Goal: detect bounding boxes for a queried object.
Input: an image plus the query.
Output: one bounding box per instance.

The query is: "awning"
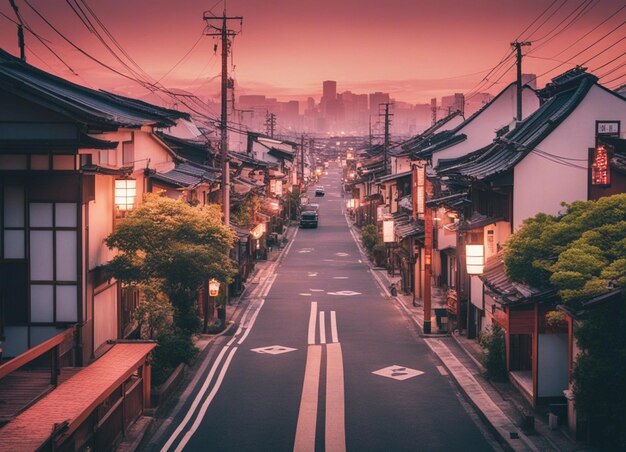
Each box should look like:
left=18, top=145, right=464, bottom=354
left=0, top=343, right=156, bottom=451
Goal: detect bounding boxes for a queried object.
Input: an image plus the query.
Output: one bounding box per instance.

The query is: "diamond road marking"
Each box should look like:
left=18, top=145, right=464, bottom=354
left=299, top=293, right=312, bottom=296
left=251, top=345, right=297, bottom=355
left=328, top=290, right=361, bottom=296
left=372, top=365, right=424, bottom=381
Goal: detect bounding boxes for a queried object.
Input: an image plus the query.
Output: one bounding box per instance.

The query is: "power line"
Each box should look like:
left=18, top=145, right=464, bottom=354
left=533, top=19, right=626, bottom=80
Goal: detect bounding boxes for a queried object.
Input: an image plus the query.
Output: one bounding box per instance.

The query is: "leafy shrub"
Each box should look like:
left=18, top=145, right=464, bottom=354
left=152, top=330, right=199, bottom=386
left=361, top=224, right=379, bottom=255
left=479, top=324, right=507, bottom=381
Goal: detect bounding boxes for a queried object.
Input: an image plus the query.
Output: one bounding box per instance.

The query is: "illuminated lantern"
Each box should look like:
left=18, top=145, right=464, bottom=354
left=466, top=245, right=484, bottom=275
left=115, top=179, right=137, bottom=211
left=383, top=216, right=395, bottom=243
left=208, top=278, right=220, bottom=297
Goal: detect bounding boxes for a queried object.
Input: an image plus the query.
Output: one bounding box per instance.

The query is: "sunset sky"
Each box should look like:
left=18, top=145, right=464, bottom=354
left=0, top=0, right=624, bottom=105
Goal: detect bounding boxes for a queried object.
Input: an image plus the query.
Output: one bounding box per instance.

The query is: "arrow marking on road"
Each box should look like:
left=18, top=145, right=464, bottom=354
left=251, top=345, right=297, bottom=355
left=328, top=290, right=361, bottom=296
left=372, top=365, right=424, bottom=381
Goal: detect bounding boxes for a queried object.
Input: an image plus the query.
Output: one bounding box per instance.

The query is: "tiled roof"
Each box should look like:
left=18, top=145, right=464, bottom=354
left=457, top=212, right=503, bottom=231
left=229, top=151, right=276, bottom=169
left=439, top=70, right=597, bottom=180
left=0, top=49, right=187, bottom=128
left=393, top=212, right=424, bottom=240
left=156, top=132, right=213, bottom=165
left=0, top=343, right=156, bottom=451
left=151, top=162, right=219, bottom=188
left=376, top=170, right=412, bottom=184
left=480, top=253, right=548, bottom=305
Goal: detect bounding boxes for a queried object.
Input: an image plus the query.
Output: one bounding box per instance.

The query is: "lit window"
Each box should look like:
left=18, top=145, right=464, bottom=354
left=115, top=179, right=137, bottom=211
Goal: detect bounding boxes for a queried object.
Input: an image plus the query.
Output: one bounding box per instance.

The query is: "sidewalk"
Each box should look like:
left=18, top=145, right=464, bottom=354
left=371, top=266, right=589, bottom=452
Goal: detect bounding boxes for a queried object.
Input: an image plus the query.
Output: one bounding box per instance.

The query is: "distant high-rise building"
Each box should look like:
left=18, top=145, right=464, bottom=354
left=369, top=92, right=390, bottom=115
left=522, top=73, right=537, bottom=89
left=322, top=80, right=337, bottom=102
left=441, top=93, right=465, bottom=115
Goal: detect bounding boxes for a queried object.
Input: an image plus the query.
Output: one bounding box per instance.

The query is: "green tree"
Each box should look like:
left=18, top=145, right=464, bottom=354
left=361, top=224, right=379, bottom=255
left=572, top=297, right=626, bottom=449
left=504, top=194, right=626, bottom=302
left=503, top=194, right=626, bottom=446
left=231, top=194, right=261, bottom=226
left=479, top=324, right=507, bottom=381
left=105, top=194, right=237, bottom=334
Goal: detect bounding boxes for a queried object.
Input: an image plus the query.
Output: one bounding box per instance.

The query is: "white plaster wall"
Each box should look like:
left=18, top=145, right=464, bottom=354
left=538, top=333, right=569, bottom=397
left=433, top=86, right=539, bottom=167
left=89, top=175, right=115, bottom=270
left=513, top=85, right=626, bottom=230
left=438, top=114, right=465, bottom=131
left=436, top=226, right=456, bottom=251
left=470, top=275, right=484, bottom=309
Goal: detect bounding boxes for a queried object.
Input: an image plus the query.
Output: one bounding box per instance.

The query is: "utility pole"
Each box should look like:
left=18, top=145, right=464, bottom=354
left=9, top=0, right=25, bottom=61
left=368, top=115, right=372, bottom=149
left=204, top=8, right=243, bottom=226
left=430, top=98, right=437, bottom=125
left=511, top=41, right=531, bottom=122
left=265, top=112, right=276, bottom=138
left=300, top=134, right=305, bottom=188
left=379, top=103, right=393, bottom=175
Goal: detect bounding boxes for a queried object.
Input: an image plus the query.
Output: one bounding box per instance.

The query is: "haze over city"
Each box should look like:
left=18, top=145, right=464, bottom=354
left=1, top=0, right=624, bottom=107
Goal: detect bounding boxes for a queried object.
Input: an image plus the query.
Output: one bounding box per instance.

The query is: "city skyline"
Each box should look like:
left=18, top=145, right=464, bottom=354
left=0, top=0, right=624, bottom=107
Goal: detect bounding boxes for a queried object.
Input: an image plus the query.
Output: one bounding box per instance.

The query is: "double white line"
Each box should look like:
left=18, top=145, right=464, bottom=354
left=161, top=296, right=267, bottom=452
left=295, top=302, right=346, bottom=452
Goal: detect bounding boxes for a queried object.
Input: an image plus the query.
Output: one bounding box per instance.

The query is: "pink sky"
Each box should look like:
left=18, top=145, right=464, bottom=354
left=0, top=0, right=624, bottom=105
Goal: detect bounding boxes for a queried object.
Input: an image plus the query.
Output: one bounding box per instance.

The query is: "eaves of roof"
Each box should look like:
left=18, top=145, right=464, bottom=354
left=439, top=73, right=597, bottom=181
left=0, top=49, right=186, bottom=129
left=376, top=170, right=412, bottom=184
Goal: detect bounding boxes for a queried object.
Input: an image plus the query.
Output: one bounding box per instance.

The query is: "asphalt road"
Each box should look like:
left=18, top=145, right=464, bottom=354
left=150, top=163, right=496, bottom=452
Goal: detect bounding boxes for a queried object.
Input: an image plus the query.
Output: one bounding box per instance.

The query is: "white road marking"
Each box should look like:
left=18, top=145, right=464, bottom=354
left=310, top=289, right=324, bottom=292
left=319, top=311, right=326, bottom=344
left=174, top=346, right=239, bottom=452
left=251, top=345, right=297, bottom=355
left=328, top=290, right=361, bottom=296
left=437, top=365, right=449, bottom=376
left=372, top=365, right=424, bottom=381
left=330, top=311, right=339, bottom=343
left=332, top=276, right=349, bottom=279
left=160, top=345, right=231, bottom=452
left=308, top=302, right=317, bottom=345
left=308, top=272, right=318, bottom=277
left=325, top=343, right=346, bottom=452
left=335, top=252, right=349, bottom=257
left=237, top=298, right=266, bottom=345
left=299, top=293, right=312, bottom=296
left=293, top=345, right=322, bottom=452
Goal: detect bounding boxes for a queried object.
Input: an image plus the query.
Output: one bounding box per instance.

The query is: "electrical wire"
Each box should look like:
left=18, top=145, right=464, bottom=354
left=534, top=20, right=626, bottom=79
left=591, top=50, right=626, bottom=73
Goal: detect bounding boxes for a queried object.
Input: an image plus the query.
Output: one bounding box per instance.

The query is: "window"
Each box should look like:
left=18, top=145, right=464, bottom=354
left=3, top=186, right=25, bottom=259
left=29, top=202, right=78, bottom=324
left=122, top=141, right=135, bottom=166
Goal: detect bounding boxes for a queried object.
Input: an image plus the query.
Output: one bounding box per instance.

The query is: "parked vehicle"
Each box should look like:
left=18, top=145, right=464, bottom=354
left=300, top=210, right=319, bottom=228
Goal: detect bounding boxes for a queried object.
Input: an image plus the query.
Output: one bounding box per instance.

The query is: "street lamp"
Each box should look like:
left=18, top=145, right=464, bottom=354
left=204, top=278, right=221, bottom=333
left=466, top=244, right=484, bottom=275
